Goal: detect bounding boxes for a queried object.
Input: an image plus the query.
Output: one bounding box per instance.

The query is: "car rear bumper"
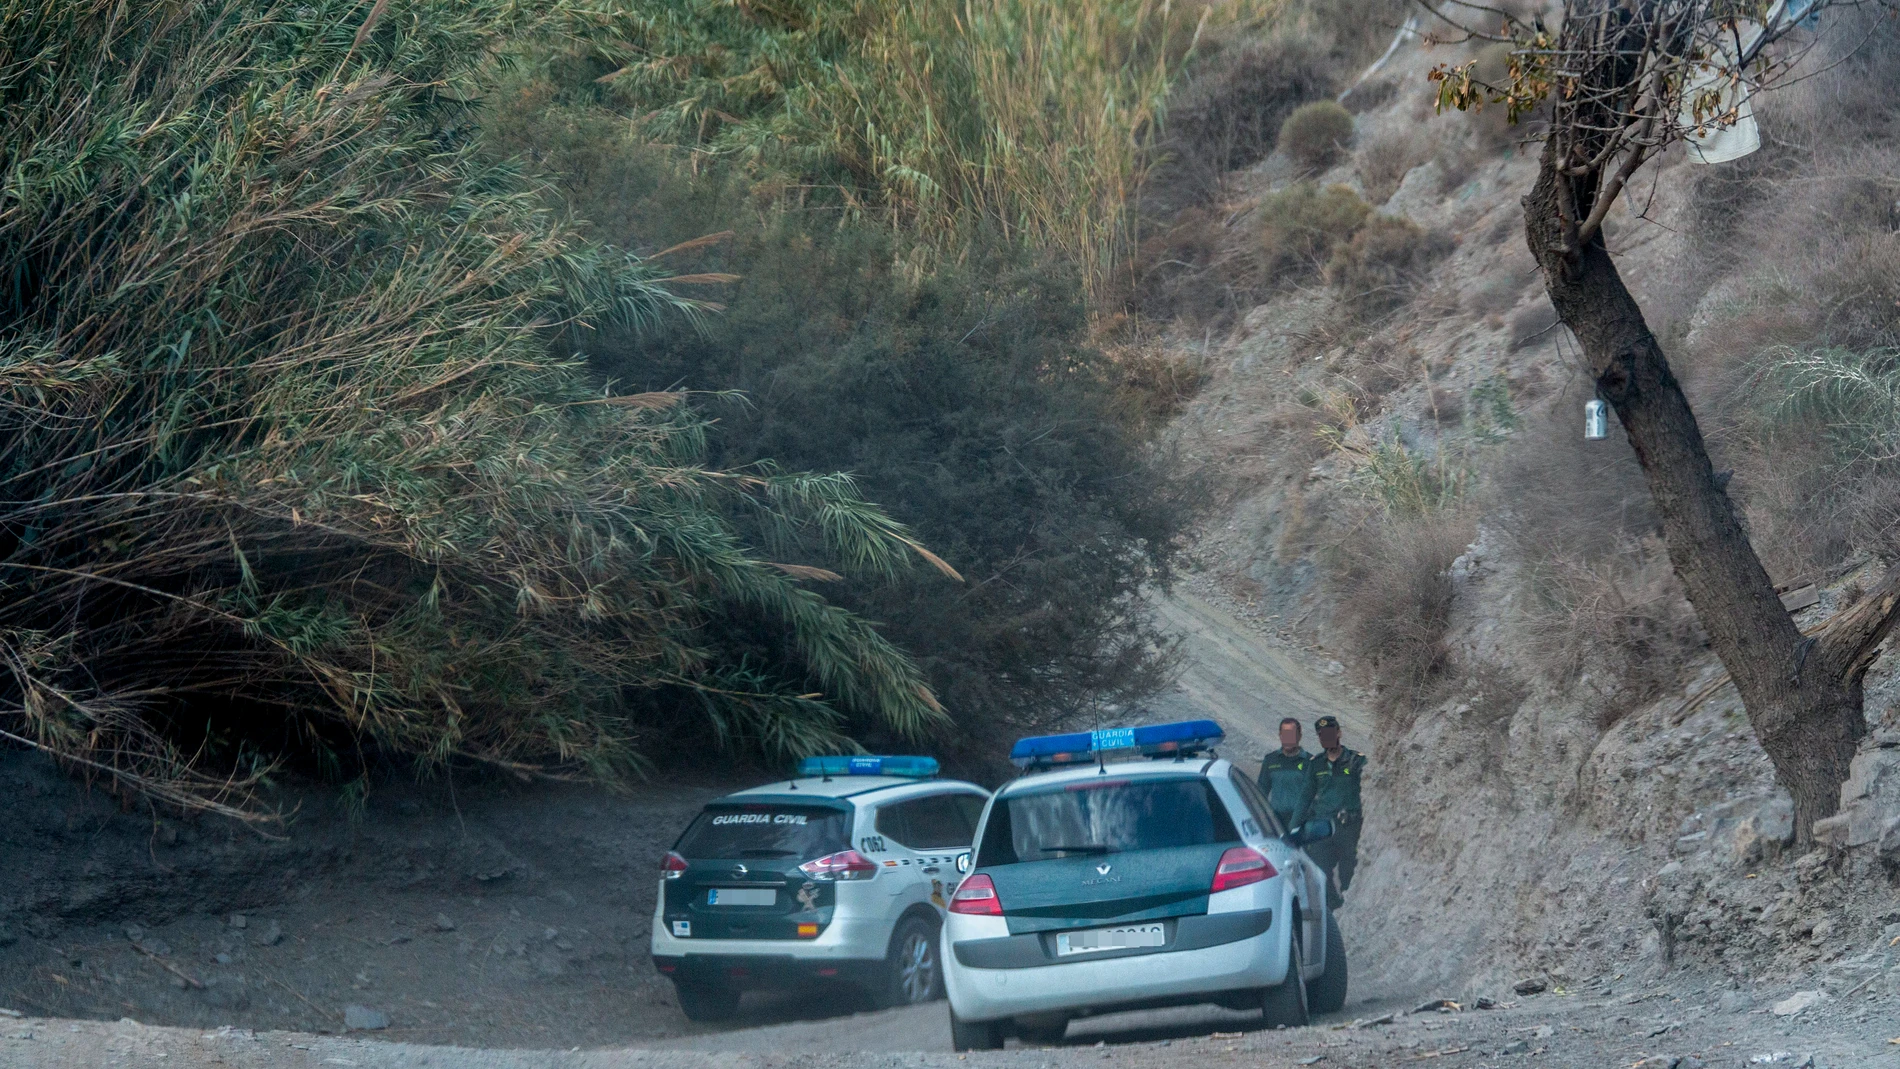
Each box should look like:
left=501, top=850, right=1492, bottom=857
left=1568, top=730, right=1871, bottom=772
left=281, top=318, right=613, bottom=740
left=653, top=952, right=885, bottom=990
left=650, top=913, right=896, bottom=984
left=943, top=910, right=1284, bottom=1021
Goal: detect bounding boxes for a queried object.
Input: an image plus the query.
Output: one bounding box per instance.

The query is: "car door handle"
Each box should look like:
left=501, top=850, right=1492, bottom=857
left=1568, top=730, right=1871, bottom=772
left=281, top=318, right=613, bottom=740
left=921, top=866, right=940, bottom=874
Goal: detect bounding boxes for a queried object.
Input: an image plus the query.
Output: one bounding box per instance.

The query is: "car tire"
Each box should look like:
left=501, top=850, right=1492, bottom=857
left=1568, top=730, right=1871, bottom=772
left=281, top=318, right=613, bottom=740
left=877, top=915, right=943, bottom=1008
left=1306, top=912, right=1349, bottom=1015
left=1014, top=1016, right=1069, bottom=1045
left=674, top=980, right=741, bottom=1022
left=1259, top=925, right=1310, bottom=1028
left=950, top=1009, right=1006, bottom=1051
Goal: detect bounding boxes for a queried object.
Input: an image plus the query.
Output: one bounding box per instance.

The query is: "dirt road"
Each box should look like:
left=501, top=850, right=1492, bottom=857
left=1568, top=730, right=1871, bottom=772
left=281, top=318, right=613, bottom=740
left=1146, top=588, right=1375, bottom=772
left=0, top=585, right=1377, bottom=1055
left=21, top=585, right=1899, bottom=1067
left=9, top=976, right=1897, bottom=1068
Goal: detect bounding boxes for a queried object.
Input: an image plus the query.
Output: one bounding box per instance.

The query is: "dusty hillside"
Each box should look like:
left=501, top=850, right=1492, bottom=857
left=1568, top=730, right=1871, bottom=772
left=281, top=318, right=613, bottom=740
left=1156, top=4, right=1900, bottom=1006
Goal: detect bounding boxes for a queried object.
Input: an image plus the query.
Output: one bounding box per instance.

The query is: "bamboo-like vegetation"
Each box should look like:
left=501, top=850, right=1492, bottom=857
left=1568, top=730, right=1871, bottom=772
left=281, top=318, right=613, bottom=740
left=579, top=0, right=1275, bottom=300
left=0, top=0, right=953, bottom=818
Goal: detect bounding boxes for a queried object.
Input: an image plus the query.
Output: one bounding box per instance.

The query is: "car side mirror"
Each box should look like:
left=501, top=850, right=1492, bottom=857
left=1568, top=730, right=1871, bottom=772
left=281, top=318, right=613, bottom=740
left=955, top=851, right=972, bottom=874
left=1288, top=818, right=1334, bottom=846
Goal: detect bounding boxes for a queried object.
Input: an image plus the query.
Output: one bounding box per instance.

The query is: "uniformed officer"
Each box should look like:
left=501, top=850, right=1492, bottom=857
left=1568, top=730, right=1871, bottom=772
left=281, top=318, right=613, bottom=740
left=1307, top=714, right=1366, bottom=908
left=1256, top=717, right=1316, bottom=834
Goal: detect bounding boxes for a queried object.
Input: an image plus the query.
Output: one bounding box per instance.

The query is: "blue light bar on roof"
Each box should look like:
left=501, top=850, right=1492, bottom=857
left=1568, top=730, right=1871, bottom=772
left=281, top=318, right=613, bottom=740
left=796, top=755, right=940, bottom=778
left=1009, top=719, right=1225, bottom=769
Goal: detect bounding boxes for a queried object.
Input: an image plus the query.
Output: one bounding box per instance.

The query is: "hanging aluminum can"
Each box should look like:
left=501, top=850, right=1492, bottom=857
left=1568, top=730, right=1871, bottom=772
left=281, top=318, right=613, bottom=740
left=1584, top=399, right=1609, bottom=440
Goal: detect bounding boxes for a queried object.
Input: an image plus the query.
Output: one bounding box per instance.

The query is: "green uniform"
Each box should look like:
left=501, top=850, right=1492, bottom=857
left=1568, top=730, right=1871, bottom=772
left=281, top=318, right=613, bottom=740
left=1308, top=746, right=1367, bottom=897
left=1256, top=748, right=1316, bottom=832
left=1311, top=745, right=1366, bottom=823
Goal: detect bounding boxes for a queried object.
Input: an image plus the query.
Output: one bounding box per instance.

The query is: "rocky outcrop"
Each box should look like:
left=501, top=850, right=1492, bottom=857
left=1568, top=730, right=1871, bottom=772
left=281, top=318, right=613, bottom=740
left=1813, top=730, right=1900, bottom=868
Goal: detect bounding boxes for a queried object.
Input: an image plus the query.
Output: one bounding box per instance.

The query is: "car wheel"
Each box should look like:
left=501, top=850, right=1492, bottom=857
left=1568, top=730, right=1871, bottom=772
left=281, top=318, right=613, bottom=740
left=1014, top=1015, right=1070, bottom=1045
left=1260, top=925, right=1310, bottom=1028
left=674, top=980, right=741, bottom=1022
left=950, top=1009, right=1006, bottom=1051
left=1306, top=912, right=1349, bottom=1015
left=879, top=915, right=943, bottom=1007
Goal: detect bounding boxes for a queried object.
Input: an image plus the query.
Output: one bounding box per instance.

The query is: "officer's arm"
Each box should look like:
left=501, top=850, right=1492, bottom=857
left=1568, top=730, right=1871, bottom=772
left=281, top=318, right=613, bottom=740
left=1293, top=763, right=1318, bottom=830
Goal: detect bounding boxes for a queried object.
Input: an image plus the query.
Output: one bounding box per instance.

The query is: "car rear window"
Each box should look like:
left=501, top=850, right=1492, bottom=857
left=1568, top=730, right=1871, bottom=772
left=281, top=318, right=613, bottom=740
left=975, top=776, right=1239, bottom=867
left=674, top=804, right=852, bottom=860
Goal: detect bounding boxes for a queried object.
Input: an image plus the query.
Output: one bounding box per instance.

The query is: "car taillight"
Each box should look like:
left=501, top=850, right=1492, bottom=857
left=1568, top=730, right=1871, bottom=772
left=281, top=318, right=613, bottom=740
left=799, top=849, right=877, bottom=881
left=949, top=873, right=1003, bottom=916
left=661, top=851, right=688, bottom=880
left=1211, top=846, right=1276, bottom=892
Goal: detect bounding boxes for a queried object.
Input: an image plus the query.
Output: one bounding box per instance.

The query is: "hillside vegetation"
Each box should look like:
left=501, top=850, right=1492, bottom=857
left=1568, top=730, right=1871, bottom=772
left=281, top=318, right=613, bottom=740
left=548, top=0, right=1271, bottom=299
left=0, top=0, right=965, bottom=815
left=478, top=0, right=1328, bottom=760
left=4, top=0, right=1329, bottom=806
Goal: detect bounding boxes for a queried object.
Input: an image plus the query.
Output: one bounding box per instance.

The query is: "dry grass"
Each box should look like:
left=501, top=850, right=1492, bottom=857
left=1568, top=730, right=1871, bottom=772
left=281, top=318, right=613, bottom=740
left=1490, top=406, right=1702, bottom=726
left=586, top=0, right=1284, bottom=305
left=1130, top=202, right=1268, bottom=324
left=1509, top=301, right=1563, bottom=350
left=1708, top=345, right=1900, bottom=583
left=1152, top=32, right=1337, bottom=208
left=1328, top=510, right=1477, bottom=727
left=1126, top=0, right=1410, bottom=323
left=1355, top=128, right=1434, bottom=204
left=1673, top=11, right=1900, bottom=583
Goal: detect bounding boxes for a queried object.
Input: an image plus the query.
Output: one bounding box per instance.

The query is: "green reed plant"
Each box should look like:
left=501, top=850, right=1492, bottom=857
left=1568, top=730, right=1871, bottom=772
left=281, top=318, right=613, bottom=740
left=0, top=0, right=950, bottom=819
left=569, top=0, right=1276, bottom=301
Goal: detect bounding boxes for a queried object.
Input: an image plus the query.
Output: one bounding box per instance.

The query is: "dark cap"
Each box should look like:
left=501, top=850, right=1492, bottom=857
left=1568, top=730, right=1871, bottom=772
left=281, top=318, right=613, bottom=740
left=1314, top=715, right=1341, bottom=731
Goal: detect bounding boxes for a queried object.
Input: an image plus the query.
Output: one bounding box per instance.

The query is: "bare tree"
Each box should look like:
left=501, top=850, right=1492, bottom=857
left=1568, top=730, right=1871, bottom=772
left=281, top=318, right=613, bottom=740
left=1427, top=0, right=1899, bottom=843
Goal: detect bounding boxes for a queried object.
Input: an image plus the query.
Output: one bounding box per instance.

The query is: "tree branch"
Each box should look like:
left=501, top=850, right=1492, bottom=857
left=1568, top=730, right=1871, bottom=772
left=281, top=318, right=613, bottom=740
left=1575, top=142, right=1651, bottom=243
left=1813, top=562, right=1900, bottom=681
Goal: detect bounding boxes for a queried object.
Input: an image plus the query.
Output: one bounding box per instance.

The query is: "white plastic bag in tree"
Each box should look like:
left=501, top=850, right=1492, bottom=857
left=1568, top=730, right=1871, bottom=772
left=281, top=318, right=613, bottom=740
left=1681, top=30, right=1761, bottom=165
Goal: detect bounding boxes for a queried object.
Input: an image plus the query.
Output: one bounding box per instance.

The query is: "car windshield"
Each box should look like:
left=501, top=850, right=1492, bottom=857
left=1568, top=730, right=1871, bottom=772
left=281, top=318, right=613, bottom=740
left=976, top=776, right=1238, bottom=867
left=673, top=804, right=852, bottom=860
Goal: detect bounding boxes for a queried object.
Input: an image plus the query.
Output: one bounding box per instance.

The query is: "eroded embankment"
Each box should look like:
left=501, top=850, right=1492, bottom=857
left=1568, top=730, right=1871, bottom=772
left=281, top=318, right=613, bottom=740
left=1149, top=7, right=1900, bottom=1006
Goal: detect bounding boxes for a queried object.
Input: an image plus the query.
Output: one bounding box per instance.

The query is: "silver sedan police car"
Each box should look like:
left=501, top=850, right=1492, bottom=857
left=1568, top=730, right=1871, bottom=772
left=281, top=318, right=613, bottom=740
left=940, top=722, right=1345, bottom=1048
left=651, top=756, right=988, bottom=1021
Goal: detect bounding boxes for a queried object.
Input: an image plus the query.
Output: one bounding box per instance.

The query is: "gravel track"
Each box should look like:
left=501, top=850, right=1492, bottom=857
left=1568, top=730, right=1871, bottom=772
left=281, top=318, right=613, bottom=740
left=8, top=975, right=1897, bottom=1068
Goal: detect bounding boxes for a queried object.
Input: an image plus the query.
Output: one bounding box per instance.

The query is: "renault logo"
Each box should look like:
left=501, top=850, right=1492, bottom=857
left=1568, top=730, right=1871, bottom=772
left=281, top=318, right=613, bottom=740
left=1095, top=862, right=1112, bottom=876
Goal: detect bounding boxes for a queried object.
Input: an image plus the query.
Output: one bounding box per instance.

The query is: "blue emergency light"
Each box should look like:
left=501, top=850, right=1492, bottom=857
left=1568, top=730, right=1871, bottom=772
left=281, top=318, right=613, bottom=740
left=796, top=754, right=940, bottom=778
left=1009, top=719, right=1225, bottom=769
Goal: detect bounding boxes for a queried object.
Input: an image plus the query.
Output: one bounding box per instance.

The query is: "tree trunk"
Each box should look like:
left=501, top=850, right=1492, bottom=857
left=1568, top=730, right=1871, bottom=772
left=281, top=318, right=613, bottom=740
left=1521, top=141, right=1881, bottom=843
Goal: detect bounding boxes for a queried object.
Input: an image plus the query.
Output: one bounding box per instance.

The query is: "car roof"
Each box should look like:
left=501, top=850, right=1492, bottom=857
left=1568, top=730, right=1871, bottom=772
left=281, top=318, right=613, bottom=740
left=717, top=776, right=986, bottom=805
left=996, top=756, right=1228, bottom=797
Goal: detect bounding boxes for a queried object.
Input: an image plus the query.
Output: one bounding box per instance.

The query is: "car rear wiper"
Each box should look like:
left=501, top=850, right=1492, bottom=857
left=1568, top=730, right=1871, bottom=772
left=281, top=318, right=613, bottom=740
left=1040, top=844, right=1112, bottom=855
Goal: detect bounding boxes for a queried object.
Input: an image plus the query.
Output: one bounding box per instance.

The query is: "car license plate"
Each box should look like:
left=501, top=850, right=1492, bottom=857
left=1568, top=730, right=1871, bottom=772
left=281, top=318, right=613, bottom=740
left=1055, top=923, right=1165, bottom=956
left=707, top=887, right=775, bottom=907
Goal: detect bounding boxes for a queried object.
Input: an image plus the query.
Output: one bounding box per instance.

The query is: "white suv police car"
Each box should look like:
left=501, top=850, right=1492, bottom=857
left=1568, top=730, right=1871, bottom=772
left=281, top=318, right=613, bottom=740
left=941, top=721, right=1345, bottom=1048
left=651, top=756, right=988, bottom=1021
